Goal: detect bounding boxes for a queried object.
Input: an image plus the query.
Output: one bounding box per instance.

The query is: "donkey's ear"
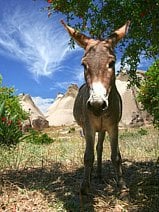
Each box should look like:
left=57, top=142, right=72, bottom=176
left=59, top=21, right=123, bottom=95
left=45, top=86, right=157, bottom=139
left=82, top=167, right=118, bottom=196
left=107, top=21, right=130, bottom=47
left=61, top=20, right=95, bottom=49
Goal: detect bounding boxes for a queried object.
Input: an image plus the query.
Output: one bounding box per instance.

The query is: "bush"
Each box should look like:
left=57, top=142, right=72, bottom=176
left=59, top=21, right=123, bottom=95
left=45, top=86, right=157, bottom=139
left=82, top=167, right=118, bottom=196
left=25, top=129, right=54, bottom=145
left=0, top=75, right=28, bottom=146
left=0, top=101, right=24, bottom=146
left=138, top=60, right=159, bottom=128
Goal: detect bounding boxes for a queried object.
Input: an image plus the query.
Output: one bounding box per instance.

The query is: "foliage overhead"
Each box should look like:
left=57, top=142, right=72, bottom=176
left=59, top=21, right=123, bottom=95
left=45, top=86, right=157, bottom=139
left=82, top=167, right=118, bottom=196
left=138, top=60, right=159, bottom=128
left=46, top=0, right=159, bottom=80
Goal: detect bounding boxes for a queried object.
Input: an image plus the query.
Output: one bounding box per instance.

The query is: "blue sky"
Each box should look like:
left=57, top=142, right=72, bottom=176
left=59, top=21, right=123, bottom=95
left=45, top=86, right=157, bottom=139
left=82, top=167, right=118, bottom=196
left=0, top=0, right=153, bottom=113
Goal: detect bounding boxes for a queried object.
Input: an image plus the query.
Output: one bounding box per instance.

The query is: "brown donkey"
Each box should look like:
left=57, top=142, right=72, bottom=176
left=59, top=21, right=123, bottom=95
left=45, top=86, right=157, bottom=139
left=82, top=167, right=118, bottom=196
left=61, top=20, right=130, bottom=195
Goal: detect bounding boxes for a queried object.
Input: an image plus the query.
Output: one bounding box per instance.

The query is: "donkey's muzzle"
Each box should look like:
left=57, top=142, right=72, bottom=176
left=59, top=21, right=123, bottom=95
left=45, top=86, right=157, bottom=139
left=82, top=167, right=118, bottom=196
left=87, top=96, right=108, bottom=115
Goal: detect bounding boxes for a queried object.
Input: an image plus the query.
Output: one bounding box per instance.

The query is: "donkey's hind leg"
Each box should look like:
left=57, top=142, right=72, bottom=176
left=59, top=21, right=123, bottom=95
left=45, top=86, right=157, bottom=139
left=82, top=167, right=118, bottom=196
left=96, top=132, right=105, bottom=179
left=108, top=125, right=126, bottom=190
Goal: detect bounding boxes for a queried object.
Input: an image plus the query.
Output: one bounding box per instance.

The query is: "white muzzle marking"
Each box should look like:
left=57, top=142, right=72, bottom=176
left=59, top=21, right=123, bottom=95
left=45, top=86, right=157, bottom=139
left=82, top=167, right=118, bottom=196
left=88, top=82, right=109, bottom=109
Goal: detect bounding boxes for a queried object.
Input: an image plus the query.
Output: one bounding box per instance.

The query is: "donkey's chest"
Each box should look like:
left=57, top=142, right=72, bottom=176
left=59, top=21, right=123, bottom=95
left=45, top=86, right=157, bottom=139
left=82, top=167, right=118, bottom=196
left=89, top=113, right=116, bottom=132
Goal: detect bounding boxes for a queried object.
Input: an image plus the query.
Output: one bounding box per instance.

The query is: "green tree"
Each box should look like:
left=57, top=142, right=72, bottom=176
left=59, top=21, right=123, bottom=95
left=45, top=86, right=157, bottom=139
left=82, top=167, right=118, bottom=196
left=46, top=0, right=159, bottom=80
left=138, top=60, right=159, bottom=128
left=45, top=0, right=159, bottom=128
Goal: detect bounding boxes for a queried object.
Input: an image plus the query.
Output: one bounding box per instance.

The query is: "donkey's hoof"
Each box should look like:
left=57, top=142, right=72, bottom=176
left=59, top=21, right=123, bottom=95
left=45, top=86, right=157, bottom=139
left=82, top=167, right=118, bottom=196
left=119, top=188, right=130, bottom=201
left=80, top=181, right=90, bottom=195
left=118, top=179, right=127, bottom=190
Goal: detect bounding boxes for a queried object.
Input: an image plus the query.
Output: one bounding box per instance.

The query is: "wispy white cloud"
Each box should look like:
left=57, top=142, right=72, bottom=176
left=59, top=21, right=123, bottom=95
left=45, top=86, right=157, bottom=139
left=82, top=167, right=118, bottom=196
left=51, top=81, right=72, bottom=91
left=50, top=65, right=85, bottom=91
left=0, top=0, right=152, bottom=98
left=32, top=96, right=54, bottom=114
left=73, top=66, right=84, bottom=84
left=0, top=1, right=74, bottom=79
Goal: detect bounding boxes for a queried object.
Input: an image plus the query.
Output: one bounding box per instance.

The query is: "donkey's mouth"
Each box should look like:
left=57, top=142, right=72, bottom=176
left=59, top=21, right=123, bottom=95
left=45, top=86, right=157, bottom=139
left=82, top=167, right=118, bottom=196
left=92, top=108, right=107, bottom=116
left=87, top=101, right=107, bottom=116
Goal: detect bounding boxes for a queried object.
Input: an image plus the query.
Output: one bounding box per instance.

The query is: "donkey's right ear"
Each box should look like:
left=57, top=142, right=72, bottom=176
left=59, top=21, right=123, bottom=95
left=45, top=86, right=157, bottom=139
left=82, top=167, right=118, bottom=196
left=107, top=21, right=130, bottom=47
left=61, top=20, right=96, bottom=49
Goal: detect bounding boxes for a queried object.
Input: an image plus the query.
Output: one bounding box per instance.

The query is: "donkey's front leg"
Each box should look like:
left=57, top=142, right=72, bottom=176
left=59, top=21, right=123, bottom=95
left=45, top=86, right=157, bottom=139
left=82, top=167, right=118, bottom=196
left=80, top=128, right=95, bottom=195
left=108, top=125, right=126, bottom=190
left=96, top=132, right=105, bottom=179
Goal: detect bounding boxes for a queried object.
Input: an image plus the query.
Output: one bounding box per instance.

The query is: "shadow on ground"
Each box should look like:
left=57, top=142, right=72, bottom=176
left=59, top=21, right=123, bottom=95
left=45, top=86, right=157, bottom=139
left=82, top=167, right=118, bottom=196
left=1, top=160, right=159, bottom=211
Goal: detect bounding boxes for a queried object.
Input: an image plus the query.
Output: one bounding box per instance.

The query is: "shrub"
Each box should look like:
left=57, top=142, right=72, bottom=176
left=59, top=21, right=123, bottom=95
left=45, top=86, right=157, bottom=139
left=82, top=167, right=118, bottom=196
left=25, top=129, right=54, bottom=145
left=0, top=75, right=28, bottom=146
left=138, top=60, right=159, bottom=128
left=0, top=101, right=24, bottom=146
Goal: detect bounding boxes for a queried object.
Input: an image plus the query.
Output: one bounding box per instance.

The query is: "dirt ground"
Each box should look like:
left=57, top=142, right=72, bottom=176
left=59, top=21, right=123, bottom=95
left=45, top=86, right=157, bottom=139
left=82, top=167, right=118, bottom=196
left=0, top=126, right=159, bottom=211
left=0, top=159, right=159, bottom=211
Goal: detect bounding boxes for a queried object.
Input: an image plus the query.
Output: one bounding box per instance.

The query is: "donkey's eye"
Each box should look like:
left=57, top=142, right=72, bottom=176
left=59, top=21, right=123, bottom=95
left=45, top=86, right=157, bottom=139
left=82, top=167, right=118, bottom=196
left=108, top=61, right=115, bottom=69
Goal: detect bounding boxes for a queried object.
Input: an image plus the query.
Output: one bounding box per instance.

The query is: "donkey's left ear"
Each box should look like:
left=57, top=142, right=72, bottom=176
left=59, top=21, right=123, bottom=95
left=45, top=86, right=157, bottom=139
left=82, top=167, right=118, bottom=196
left=107, top=21, right=130, bottom=47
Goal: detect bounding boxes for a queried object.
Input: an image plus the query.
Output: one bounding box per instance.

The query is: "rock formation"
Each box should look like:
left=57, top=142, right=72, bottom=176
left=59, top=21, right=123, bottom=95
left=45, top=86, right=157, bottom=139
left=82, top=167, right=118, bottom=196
left=46, top=84, right=78, bottom=126
left=116, top=71, right=152, bottom=127
left=19, top=94, right=49, bottom=131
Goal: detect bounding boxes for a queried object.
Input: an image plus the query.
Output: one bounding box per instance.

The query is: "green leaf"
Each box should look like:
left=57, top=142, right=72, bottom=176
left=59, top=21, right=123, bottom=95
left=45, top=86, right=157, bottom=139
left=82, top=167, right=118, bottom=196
left=0, top=101, right=5, bottom=117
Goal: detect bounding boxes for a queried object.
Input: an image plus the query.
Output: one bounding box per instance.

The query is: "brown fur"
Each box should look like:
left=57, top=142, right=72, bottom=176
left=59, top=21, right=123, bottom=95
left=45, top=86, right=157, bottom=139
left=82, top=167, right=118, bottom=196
left=61, top=20, right=130, bottom=195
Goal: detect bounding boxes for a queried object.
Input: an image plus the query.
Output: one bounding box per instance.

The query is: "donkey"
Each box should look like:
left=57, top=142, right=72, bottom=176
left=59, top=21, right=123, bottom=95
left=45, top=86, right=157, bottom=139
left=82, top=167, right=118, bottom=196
left=61, top=20, right=130, bottom=195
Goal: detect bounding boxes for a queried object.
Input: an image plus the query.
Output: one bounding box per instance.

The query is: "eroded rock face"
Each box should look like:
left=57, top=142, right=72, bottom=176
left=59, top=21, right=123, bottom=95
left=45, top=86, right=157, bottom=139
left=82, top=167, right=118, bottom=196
left=31, top=116, right=49, bottom=131
left=46, top=84, right=78, bottom=126
left=19, top=94, right=49, bottom=131
left=20, top=72, right=151, bottom=128
left=129, top=112, right=144, bottom=127
left=116, top=71, right=152, bottom=128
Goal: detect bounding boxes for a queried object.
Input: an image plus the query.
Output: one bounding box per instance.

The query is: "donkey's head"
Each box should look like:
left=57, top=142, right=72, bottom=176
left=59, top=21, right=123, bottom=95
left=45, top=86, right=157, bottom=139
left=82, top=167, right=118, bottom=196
left=61, top=20, right=130, bottom=115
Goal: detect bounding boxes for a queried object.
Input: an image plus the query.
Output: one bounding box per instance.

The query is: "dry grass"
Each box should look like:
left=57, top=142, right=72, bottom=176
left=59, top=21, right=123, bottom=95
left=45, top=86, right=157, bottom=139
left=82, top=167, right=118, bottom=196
left=0, top=125, right=159, bottom=211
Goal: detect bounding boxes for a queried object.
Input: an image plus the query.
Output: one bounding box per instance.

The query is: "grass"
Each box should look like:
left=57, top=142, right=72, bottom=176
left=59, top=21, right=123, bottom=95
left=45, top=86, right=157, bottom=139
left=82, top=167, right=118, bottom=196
left=119, top=127, right=159, bottom=161
left=0, top=126, right=159, bottom=211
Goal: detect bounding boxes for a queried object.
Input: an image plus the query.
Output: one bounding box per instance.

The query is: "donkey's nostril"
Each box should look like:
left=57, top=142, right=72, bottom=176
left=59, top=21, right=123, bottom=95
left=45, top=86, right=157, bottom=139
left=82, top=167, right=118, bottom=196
left=87, top=100, right=92, bottom=109
left=101, top=101, right=107, bottom=110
